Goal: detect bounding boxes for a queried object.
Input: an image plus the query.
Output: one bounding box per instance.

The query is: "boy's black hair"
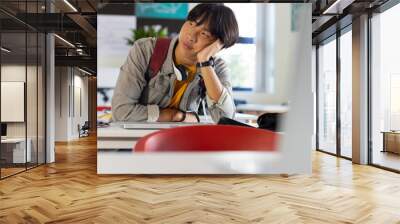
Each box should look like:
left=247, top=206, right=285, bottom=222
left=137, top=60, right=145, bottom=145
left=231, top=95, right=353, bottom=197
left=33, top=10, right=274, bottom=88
left=187, top=3, right=239, bottom=49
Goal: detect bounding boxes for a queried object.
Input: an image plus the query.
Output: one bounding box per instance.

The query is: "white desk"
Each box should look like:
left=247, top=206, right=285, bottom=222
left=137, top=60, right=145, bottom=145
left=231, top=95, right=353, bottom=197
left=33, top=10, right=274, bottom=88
left=197, top=113, right=258, bottom=128
left=236, top=104, right=289, bottom=113
left=235, top=112, right=258, bottom=121
left=98, top=151, right=281, bottom=174
left=1, top=138, right=31, bottom=163
left=97, top=113, right=258, bottom=150
left=97, top=119, right=215, bottom=150
left=198, top=113, right=258, bottom=123
left=97, top=123, right=160, bottom=150
left=97, top=114, right=273, bottom=174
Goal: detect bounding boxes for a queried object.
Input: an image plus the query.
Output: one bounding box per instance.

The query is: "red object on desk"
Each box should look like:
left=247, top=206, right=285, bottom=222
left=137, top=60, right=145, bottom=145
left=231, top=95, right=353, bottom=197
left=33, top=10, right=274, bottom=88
left=134, top=125, right=278, bottom=152
left=97, top=106, right=111, bottom=112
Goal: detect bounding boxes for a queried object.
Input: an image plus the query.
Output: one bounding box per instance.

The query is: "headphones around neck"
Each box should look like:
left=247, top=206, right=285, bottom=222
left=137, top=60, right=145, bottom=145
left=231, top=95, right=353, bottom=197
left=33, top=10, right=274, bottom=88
left=174, top=64, right=189, bottom=81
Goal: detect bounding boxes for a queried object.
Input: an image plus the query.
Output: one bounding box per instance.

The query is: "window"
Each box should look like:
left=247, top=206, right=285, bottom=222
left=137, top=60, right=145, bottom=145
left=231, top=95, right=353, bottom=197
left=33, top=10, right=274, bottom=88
left=340, top=28, right=352, bottom=158
left=0, top=1, right=46, bottom=179
left=218, top=3, right=256, bottom=89
left=371, top=3, right=400, bottom=171
left=317, top=36, right=337, bottom=155
left=316, top=27, right=353, bottom=159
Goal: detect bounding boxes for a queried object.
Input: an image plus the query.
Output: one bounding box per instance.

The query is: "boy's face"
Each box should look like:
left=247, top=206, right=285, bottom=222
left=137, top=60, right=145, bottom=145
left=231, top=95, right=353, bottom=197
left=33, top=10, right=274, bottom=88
left=177, top=19, right=217, bottom=60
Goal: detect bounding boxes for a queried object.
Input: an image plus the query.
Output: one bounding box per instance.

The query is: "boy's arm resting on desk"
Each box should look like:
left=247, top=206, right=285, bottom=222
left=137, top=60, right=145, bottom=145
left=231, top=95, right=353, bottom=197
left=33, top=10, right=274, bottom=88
left=184, top=112, right=200, bottom=123
left=112, top=39, right=159, bottom=122
left=158, top=108, right=188, bottom=122
left=204, top=57, right=236, bottom=122
left=206, top=87, right=236, bottom=122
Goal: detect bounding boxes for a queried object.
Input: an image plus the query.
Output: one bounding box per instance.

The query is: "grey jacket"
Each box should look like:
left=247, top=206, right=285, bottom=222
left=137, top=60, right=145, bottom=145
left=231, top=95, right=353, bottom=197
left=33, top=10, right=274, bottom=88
left=112, top=36, right=235, bottom=123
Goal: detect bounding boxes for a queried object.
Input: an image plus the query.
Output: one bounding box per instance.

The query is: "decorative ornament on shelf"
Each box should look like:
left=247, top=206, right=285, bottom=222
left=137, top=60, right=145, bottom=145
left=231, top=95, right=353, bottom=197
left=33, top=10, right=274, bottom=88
left=126, top=25, right=168, bottom=46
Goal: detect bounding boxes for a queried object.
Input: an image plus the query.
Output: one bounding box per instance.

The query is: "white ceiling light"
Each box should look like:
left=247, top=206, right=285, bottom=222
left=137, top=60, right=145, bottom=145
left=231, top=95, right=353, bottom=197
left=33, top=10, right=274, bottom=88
left=78, top=67, right=92, bottom=76
left=1, top=47, right=11, bottom=53
left=54, top=34, right=75, bottom=48
left=63, top=0, right=78, bottom=12
left=323, top=0, right=354, bottom=15
left=76, top=48, right=85, bottom=55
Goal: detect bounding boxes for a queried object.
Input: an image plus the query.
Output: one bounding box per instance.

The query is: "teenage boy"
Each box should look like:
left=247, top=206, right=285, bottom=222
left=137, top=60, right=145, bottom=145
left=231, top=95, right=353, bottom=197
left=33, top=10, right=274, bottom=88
left=112, top=3, right=239, bottom=123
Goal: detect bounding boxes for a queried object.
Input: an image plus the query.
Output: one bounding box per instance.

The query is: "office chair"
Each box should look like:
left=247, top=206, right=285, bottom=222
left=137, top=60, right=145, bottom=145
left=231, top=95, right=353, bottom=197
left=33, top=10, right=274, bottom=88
left=78, top=121, right=90, bottom=138
left=134, top=125, right=278, bottom=152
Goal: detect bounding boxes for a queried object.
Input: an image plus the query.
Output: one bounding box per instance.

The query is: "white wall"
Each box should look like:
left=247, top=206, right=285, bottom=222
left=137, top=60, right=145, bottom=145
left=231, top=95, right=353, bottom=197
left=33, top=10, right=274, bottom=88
left=55, top=66, right=69, bottom=141
left=312, top=45, right=317, bottom=150
left=72, top=73, right=89, bottom=138
left=1, top=65, right=26, bottom=139
left=54, top=67, right=89, bottom=141
left=1, top=64, right=46, bottom=163
left=1, top=65, right=39, bottom=137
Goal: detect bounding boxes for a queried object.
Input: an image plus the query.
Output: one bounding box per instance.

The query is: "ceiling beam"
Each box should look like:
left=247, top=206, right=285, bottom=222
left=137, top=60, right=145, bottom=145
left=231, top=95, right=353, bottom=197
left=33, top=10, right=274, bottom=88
left=55, top=55, right=96, bottom=73
left=322, top=0, right=356, bottom=14
left=67, top=13, right=97, bottom=39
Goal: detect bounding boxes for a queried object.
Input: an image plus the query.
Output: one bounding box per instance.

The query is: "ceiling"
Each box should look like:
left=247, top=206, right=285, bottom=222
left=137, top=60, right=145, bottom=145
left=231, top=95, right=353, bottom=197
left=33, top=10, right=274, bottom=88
left=1, top=0, right=395, bottom=74
left=311, top=0, right=390, bottom=43
left=0, top=0, right=97, bottom=74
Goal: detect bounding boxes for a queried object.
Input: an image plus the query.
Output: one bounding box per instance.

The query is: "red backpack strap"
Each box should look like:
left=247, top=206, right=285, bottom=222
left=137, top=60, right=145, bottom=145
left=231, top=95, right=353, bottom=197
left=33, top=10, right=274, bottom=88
left=145, top=38, right=172, bottom=82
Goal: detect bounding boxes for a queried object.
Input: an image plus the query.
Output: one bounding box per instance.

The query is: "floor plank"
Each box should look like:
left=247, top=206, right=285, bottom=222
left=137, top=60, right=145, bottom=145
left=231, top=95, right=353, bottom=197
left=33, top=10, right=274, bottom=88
left=372, top=150, right=400, bottom=171
left=1, top=135, right=400, bottom=223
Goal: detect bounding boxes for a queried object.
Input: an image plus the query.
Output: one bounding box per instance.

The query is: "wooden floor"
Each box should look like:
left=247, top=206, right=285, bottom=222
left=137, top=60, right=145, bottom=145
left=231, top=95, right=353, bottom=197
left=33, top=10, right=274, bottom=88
left=1, top=163, right=46, bottom=178
left=372, top=150, right=400, bottom=171
left=1, top=167, right=26, bottom=178
left=1, top=136, right=400, bottom=223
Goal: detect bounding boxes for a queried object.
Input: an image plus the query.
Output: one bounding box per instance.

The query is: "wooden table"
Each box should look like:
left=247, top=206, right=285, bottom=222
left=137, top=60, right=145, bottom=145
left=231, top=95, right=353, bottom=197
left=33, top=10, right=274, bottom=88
left=382, top=131, right=400, bottom=154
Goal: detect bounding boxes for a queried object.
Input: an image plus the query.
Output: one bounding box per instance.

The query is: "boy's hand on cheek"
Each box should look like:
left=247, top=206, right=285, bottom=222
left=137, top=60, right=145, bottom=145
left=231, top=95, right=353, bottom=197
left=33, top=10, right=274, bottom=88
left=197, top=40, right=223, bottom=62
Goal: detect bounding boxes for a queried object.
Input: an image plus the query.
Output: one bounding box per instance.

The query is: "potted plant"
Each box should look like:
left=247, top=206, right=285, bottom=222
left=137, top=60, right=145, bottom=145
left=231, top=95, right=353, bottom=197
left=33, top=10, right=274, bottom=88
left=126, top=25, right=168, bottom=45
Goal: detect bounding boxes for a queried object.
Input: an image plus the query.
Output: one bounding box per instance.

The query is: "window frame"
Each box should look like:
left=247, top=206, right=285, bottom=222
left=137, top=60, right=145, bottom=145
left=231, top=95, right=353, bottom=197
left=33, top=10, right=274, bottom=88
left=222, top=4, right=257, bottom=91
left=368, top=0, right=400, bottom=173
left=315, top=24, right=353, bottom=161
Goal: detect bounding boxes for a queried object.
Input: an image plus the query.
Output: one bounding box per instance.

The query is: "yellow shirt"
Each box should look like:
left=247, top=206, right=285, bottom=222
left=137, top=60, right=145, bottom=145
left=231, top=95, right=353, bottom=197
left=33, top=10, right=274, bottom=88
left=168, top=64, right=197, bottom=110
